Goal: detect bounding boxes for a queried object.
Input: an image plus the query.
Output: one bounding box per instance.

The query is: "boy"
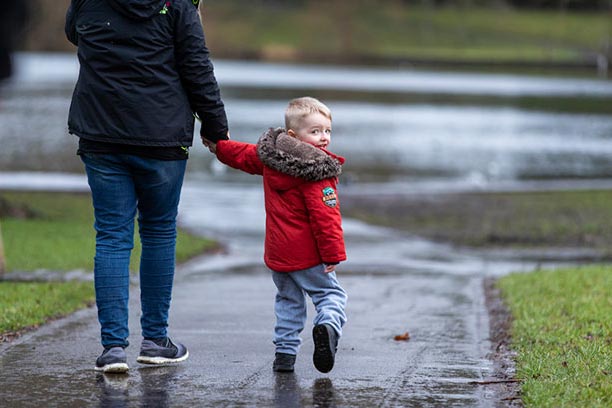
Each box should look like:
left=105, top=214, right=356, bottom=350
left=205, top=97, right=348, bottom=373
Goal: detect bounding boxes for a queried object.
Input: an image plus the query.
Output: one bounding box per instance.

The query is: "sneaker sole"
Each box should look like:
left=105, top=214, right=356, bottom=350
left=273, top=365, right=295, bottom=373
left=312, top=325, right=334, bottom=373
left=94, top=363, right=129, bottom=373
left=136, top=351, right=189, bottom=365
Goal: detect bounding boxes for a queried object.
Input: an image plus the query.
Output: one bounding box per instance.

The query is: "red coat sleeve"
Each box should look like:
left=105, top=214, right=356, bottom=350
left=300, top=178, right=347, bottom=265
left=216, top=140, right=264, bottom=175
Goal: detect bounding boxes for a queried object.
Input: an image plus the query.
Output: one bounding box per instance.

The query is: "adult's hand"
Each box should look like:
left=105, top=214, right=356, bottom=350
left=201, top=131, right=229, bottom=153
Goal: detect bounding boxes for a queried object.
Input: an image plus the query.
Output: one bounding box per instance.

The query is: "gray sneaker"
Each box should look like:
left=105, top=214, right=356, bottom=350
left=95, top=346, right=129, bottom=373
left=136, top=337, right=189, bottom=365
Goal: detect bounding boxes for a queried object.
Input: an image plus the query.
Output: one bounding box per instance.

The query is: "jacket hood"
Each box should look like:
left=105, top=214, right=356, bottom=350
left=257, top=127, right=344, bottom=190
left=107, top=0, right=167, bottom=20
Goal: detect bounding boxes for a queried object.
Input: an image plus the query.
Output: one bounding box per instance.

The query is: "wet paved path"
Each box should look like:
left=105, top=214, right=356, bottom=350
left=1, top=270, right=494, bottom=407
left=0, top=176, right=567, bottom=407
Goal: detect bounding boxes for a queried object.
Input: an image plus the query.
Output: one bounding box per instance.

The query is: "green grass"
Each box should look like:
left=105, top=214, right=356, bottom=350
left=342, top=190, right=612, bottom=251
left=0, top=191, right=218, bottom=339
left=204, top=3, right=611, bottom=65
left=0, top=281, right=94, bottom=334
left=0, top=191, right=217, bottom=272
left=498, top=265, right=612, bottom=407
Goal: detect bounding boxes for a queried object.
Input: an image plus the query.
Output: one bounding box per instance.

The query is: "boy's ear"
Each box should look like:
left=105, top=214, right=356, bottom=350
left=287, top=129, right=296, bottom=137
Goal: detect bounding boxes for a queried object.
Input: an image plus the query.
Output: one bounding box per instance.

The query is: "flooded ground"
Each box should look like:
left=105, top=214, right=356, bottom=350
left=2, top=53, right=612, bottom=183
left=1, top=53, right=611, bottom=406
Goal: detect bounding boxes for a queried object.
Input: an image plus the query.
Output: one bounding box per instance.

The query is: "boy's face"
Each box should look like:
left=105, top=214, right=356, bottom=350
left=288, top=113, right=332, bottom=149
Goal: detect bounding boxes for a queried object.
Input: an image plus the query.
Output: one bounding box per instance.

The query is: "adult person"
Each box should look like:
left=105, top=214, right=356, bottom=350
left=65, top=0, right=228, bottom=373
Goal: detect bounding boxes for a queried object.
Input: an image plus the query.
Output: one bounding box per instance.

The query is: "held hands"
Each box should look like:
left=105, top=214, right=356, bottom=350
left=201, top=131, right=230, bottom=154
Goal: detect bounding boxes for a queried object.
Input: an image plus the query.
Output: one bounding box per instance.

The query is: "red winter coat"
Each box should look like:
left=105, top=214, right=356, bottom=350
left=216, top=128, right=346, bottom=272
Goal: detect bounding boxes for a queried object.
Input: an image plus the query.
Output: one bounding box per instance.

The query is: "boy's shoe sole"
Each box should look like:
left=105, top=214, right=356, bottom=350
left=94, top=362, right=129, bottom=373
left=136, top=351, right=189, bottom=365
left=312, top=324, right=336, bottom=373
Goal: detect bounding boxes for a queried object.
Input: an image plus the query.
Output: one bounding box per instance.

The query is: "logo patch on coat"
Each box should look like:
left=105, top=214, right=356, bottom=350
left=322, top=187, right=338, bottom=208
left=159, top=2, right=171, bottom=14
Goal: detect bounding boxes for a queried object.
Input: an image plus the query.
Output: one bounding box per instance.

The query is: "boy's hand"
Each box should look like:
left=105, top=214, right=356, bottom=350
left=324, top=263, right=337, bottom=273
left=202, top=139, right=217, bottom=153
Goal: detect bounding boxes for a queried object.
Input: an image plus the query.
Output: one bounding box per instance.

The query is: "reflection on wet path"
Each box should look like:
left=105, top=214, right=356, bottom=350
left=96, top=374, right=129, bottom=408
left=274, top=373, right=301, bottom=407
left=312, top=378, right=335, bottom=408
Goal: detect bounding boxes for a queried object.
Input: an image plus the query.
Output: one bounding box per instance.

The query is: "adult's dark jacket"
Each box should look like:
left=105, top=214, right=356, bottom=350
left=65, top=0, right=228, bottom=146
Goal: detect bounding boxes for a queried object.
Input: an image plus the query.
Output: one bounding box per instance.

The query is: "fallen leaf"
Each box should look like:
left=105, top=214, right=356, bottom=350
left=394, top=332, right=410, bottom=341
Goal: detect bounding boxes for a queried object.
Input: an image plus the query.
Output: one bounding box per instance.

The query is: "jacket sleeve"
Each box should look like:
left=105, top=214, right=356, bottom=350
left=173, top=2, right=228, bottom=143
left=300, top=178, right=347, bottom=265
left=65, top=0, right=80, bottom=46
left=216, top=140, right=264, bottom=175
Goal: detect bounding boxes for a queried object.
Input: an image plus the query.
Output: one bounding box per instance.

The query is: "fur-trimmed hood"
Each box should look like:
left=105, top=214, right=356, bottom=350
left=256, top=127, right=344, bottom=185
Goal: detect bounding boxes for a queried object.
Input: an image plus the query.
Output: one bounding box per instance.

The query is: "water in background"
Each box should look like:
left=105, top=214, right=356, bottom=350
left=2, top=53, right=612, bottom=192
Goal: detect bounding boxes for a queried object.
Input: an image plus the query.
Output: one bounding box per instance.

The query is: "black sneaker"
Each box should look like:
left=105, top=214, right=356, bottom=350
left=95, top=346, right=129, bottom=373
left=136, top=337, right=189, bottom=365
left=312, top=324, right=337, bottom=373
left=273, top=352, right=296, bottom=372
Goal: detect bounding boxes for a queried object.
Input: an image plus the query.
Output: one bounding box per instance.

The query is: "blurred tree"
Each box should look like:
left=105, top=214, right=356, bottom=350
left=333, top=0, right=354, bottom=55
left=400, top=0, right=611, bottom=9
left=23, top=0, right=612, bottom=52
left=24, top=0, right=71, bottom=51
left=507, top=0, right=611, bottom=10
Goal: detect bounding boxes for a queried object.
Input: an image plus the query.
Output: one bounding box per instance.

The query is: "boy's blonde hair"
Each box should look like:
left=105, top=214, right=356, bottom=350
left=285, top=97, right=332, bottom=130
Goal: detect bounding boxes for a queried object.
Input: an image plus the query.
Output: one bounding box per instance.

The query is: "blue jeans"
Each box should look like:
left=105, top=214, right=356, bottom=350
left=271, top=264, right=348, bottom=355
left=81, top=153, right=186, bottom=348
